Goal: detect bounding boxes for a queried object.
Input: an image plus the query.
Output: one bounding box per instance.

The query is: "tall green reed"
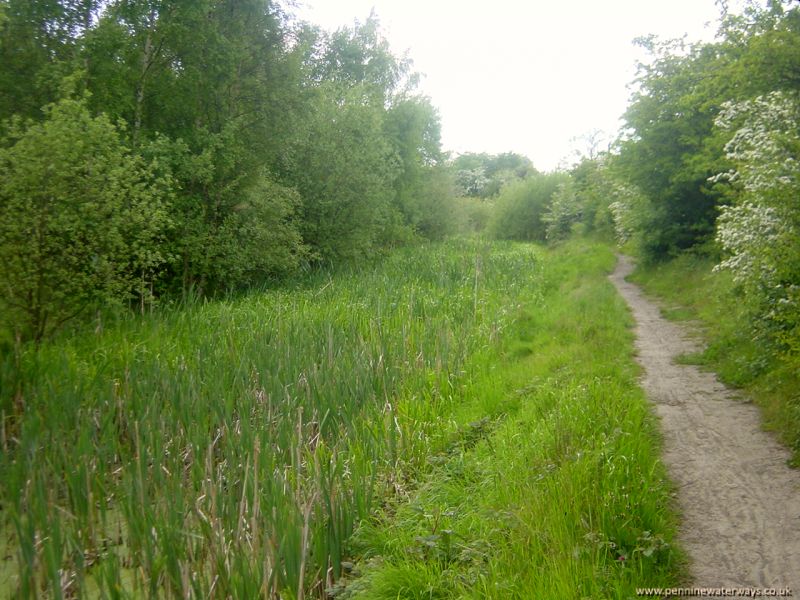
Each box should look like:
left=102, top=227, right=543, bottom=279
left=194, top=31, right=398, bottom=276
left=0, top=239, right=543, bottom=598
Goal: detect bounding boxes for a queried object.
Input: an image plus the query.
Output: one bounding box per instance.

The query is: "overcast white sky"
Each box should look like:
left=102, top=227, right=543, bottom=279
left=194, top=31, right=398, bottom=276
left=293, top=1, right=738, bottom=171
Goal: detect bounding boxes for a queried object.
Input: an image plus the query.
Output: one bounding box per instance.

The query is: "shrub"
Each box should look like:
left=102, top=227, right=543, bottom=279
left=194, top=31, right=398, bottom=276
left=0, top=96, right=171, bottom=342
left=712, top=91, right=800, bottom=357
left=488, top=172, right=568, bottom=242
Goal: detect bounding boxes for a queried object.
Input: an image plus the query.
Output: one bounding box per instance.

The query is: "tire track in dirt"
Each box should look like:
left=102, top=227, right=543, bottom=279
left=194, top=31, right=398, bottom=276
left=610, top=254, right=800, bottom=589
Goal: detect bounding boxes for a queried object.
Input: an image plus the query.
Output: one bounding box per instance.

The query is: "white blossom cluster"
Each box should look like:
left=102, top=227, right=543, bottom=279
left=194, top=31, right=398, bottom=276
left=711, top=90, right=800, bottom=345
left=609, top=181, right=649, bottom=245
left=714, top=92, right=800, bottom=194
left=715, top=201, right=787, bottom=287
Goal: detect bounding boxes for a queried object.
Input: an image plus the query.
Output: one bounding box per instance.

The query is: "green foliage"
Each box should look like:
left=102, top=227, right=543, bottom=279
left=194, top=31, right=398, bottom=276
left=616, top=1, right=800, bottom=261
left=451, top=197, right=494, bottom=235
left=616, top=39, right=726, bottom=259
left=287, top=83, right=400, bottom=261
left=542, top=180, right=580, bottom=241
left=209, top=174, right=308, bottom=289
left=0, top=0, right=459, bottom=311
left=406, top=167, right=457, bottom=241
left=717, top=1, right=800, bottom=96
left=0, top=95, right=170, bottom=342
left=537, top=156, right=624, bottom=244
left=488, top=172, right=569, bottom=241
left=568, top=156, right=617, bottom=238
left=314, top=14, right=411, bottom=104
left=85, top=0, right=307, bottom=294
left=0, top=0, right=96, bottom=122
left=384, top=96, right=455, bottom=240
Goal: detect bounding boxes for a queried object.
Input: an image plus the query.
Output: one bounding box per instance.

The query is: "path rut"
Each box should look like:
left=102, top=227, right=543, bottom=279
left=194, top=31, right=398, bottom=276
left=610, top=255, right=800, bottom=589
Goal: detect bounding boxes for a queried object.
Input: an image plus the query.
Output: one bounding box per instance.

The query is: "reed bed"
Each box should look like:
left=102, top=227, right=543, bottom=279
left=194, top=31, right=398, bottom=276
left=0, top=239, right=543, bottom=598
left=339, top=240, right=683, bottom=598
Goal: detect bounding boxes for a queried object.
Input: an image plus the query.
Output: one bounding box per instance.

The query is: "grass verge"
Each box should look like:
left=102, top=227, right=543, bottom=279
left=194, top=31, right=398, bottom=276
left=628, top=254, right=800, bottom=466
left=330, top=239, right=684, bottom=599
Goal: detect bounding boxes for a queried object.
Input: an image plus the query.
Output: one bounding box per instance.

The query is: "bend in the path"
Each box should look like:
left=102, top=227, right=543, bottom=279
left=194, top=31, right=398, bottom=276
left=610, top=254, right=800, bottom=590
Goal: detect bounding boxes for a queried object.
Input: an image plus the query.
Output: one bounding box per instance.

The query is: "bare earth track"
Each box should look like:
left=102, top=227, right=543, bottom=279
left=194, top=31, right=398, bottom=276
left=610, top=255, right=800, bottom=590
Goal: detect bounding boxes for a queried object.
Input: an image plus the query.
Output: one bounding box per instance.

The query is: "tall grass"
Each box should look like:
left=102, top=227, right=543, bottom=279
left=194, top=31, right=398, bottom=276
left=0, top=239, right=544, bottom=598
left=337, top=240, right=683, bottom=598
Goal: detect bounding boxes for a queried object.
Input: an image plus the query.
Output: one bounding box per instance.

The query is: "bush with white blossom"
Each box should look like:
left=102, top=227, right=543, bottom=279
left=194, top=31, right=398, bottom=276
left=712, top=91, right=800, bottom=356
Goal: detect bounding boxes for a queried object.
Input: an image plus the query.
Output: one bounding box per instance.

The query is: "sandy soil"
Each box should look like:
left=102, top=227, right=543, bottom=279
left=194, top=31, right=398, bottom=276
left=610, top=254, right=800, bottom=590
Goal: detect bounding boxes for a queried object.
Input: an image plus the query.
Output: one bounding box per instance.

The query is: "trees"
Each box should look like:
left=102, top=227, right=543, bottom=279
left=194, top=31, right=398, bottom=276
left=211, top=174, right=308, bottom=288
left=616, top=39, right=728, bottom=259
left=615, top=1, right=800, bottom=261
left=312, top=13, right=409, bottom=105
left=0, top=96, right=170, bottom=342
left=542, top=180, right=581, bottom=241
left=384, top=96, right=454, bottom=240
left=0, top=0, right=99, bottom=122
left=541, top=156, right=619, bottom=243
left=0, top=2, right=457, bottom=340
left=284, top=83, right=399, bottom=261
left=283, top=18, right=454, bottom=259
left=83, top=0, right=306, bottom=294
left=452, top=152, right=536, bottom=198
left=488, top=172, right=569, bottom=242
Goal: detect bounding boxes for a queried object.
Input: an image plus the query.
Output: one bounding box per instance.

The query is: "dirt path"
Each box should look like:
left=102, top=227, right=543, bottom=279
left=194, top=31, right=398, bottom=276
left=610, top=255, right=800, bottom=590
